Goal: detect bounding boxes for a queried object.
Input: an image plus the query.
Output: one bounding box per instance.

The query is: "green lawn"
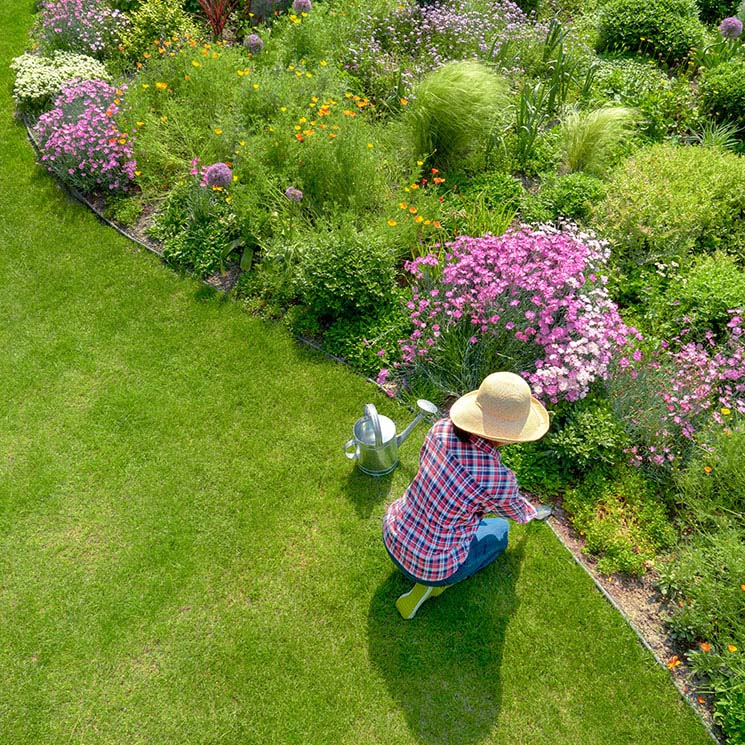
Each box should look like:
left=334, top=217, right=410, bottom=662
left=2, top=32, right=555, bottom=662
left=0, top=4, right=714, bottom=743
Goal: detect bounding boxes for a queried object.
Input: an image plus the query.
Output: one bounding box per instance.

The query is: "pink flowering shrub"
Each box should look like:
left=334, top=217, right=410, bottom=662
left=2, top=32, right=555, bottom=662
left=38, top=0, right=130, bottom=59
left=382, top=224, right=633, bottom=403
left=609, top=312, right=744, bottom=473
left=34, top=79, right=137, bottom=194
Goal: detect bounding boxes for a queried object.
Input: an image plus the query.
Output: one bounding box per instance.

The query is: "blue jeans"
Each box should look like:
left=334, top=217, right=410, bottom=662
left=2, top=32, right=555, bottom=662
left=386, top=518, right=510, bottom=587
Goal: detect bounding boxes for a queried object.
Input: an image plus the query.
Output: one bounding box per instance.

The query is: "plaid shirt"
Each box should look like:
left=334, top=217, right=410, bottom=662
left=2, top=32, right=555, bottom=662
left=383, top=418, right=537, bottom=583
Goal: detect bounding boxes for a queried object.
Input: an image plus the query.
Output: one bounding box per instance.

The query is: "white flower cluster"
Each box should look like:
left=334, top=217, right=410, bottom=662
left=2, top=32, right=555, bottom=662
left=10, top=51, right=111, bottom=113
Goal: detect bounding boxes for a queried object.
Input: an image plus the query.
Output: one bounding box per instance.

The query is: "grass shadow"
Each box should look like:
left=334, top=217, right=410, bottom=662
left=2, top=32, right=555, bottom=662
left=367, top=531, right=527, bottom=745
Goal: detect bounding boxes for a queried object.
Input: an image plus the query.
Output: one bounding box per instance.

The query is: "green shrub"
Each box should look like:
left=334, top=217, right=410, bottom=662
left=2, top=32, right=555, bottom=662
left=10, top=51, right=111, bottom=114
left=594, top=142, right=745, bottom=273
left=293, top=223, right=397, bottom=326
left=589, top=58, right=697, bottom=141
left=548, top=398, right=629, bottom=474
left=675, top=426, right=745, bottom=529
left=407, top=61, right=510, bottom=169
left=563, top=468, right=677, bottom=575
left=647, top=252, right=745, bottom=342
left=695, top=0, right=741, bottom=23
left=558, top=106, right=636, bottom=177
left=658, top=527, right=745, bottom=644
left=596, top=0, right=705, bottom=67
left=149, top=179, right=242, bottom=277
left=322, top=297, right=411, bottom=377
left=520, top=171, right=606, bottom=224
left=698, top=59, right=745, bottom=135
left=457, top=171, right=525, bottom=211
left=120, top=0, right=199, bottom=62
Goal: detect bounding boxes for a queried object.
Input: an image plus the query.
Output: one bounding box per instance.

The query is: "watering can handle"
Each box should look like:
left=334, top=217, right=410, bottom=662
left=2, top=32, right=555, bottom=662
left=364, top=404, right=383, bottom=447
left=344, top=439, right=360, bottom=461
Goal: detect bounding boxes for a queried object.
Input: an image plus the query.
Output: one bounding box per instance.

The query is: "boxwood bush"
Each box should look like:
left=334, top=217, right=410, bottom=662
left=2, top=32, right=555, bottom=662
left=595, top=0, right=705, bottom=67
left=593, top=142, right=745, bottom=274
left=698, top=59, right=745, bottom=136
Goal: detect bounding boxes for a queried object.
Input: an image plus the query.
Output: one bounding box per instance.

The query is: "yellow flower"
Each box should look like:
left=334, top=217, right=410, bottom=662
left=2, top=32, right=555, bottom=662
left=414, top=215, right=423, bottom=223
left=299, top=117, right=307, bottom=124
left=134, top=170, right=141, bottom=176
left=367, top=143, right=373, bottom=148
left=320, top=60, right=328, bottom=66
left=728, top=645, right=738, bottom=652
left=160, top=116, right=168, bottom=122
left=253, top=83, right=260, bottom=90
left=136, top=121, right=144, bottom=127
left=704, top=465, right=712, bottom=473
left=192, top=60, right=201, bottom=67
left=387, top=219, right=397, bottom=227
left=305, top=72, right=312, bottom=78
left=239, top=140, right=246, bottom=146
left=400, top=98, right=408, bottom=105
left=721, top=407, right=731, bottom=415
left=214, top=128, right=223, bottom=135
left=409, top=206, right=418, bottom=214
left=399, top=202, right=407, bottom=209
left=416, top=160, right=424, bottom=166
left=155, top=81, right=168, bottom=90
left=233, top=175, right=238, bottom=182
left=141, top=83, right=150, bottom=89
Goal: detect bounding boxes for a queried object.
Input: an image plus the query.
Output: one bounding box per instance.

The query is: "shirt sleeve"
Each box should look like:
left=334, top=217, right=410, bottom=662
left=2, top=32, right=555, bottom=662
left=480, top=464, right=538, bottom=523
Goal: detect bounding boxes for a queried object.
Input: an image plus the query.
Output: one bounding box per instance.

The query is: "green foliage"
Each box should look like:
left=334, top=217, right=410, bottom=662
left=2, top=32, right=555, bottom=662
left=520, top=171, right=606, bottom=224
left=548, top=398, right=629, bottom=474
left=695, top=0, right=741, bottom=23
left=698, top=59, right=745, bottom=135
left=322, top=296, right=411, bottom=377
left=563, top=468, right=677, bottom=575
left=657, top=527, right=745, bottom=644
left=589, top=57, right=697, bottom=141
left=119, top=44, right=245, bottom=191
left=105, top=193, right=145, bottom=227
left=594, top=142, right=745, bottom=273
left=596, top=0, right=705, bottom=67
left=149, top=179, right=242, bottom=277
left=646, top=252, right=745, bottom=342
left=675, top=425, right=745, bottom=529
left=120, top=0, right=199, bottom=62
left=407, top=61, right=510, bottom=169
left=558, top=106, right=636, bottom=177
left=457, top=171, right=525, bottom=212
left=293, top=222, right=397, bottom=326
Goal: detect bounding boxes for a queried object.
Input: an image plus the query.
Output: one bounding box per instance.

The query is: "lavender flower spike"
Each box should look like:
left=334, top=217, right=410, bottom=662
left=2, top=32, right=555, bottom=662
left=719, top=16, right=743, bottom=39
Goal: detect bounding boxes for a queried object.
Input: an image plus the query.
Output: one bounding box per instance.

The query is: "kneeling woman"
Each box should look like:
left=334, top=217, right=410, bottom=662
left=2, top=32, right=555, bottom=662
left=383, top=371, right=553, bottom=619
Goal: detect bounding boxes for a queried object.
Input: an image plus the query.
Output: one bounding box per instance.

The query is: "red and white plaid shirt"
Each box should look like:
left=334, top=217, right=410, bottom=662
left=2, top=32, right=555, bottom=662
left=383, top=418, right=537, bottom=583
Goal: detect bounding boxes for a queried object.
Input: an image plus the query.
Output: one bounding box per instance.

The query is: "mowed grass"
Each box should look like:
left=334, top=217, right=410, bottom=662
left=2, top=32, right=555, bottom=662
left=0, top=5, right=712, bottom=744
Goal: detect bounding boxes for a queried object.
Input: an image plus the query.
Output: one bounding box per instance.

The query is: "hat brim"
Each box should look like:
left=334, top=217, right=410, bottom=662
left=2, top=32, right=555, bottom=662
left=450, top=390, right=549, bottom=443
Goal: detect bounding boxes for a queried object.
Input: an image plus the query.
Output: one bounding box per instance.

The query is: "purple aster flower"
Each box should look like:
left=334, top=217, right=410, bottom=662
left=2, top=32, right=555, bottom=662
left=719, top=16, right=743, bottom=39
left=284, top=186, right=303, bottom=202
left=293, top=0, right=312, bottom=13
left=244, top=33, right=264, bottom=54
left=204, top=162, right=233, bottom=188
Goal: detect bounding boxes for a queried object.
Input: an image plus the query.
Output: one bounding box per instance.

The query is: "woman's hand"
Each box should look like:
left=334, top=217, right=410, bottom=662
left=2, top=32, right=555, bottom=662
left=533, top=504, right=553, bottom=521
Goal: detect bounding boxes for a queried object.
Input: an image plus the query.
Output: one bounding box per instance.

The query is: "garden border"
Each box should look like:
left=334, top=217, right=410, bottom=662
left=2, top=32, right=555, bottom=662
left=22, top=117, right=721, bottom=744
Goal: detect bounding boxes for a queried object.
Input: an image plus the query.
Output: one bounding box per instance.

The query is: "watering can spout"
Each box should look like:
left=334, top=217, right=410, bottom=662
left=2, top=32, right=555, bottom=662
left=396, top=399, right=439, bottom=447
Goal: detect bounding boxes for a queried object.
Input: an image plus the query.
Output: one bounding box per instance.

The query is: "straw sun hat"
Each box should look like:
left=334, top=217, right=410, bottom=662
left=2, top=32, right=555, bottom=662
left=449, top=372, right=549, bottom=443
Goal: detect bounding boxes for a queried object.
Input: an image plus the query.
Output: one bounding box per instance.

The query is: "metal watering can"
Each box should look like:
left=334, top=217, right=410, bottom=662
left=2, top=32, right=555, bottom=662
left=344, top=399, right=439, bottom=476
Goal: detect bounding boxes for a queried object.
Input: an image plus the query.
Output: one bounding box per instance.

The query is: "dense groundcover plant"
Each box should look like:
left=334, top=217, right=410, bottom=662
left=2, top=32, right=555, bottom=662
left=38, top=0, right=130, bottom=59
left=384, top=224, right=633, bottom=403
left=34, top=79, right=137, bottom=193
left=10, top=51, right=111, bottom=114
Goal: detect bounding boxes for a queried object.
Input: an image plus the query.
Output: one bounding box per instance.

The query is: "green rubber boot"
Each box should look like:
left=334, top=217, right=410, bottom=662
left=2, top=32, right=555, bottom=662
left=395, top=583, right=448, bottom=619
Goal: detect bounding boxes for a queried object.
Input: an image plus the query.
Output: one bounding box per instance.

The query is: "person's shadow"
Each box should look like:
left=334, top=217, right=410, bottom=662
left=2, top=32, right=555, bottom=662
left=367, top=529, right=527, bottom=745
